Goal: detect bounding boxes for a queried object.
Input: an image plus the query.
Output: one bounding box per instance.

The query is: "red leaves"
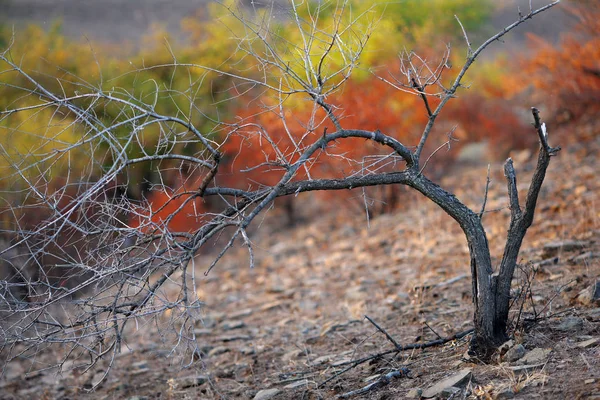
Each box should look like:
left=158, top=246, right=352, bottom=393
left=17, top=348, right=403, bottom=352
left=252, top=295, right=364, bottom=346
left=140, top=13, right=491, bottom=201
left=130, top=173, right=207, bottom=234
left=519, top=2, right=600, bottom=123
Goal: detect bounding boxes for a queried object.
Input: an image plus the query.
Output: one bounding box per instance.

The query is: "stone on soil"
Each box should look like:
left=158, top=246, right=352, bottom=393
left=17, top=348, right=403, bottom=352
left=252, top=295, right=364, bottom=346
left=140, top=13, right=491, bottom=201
left=422, top=368, right=472, bottom=398
left=542, top=240, right=586, bottom=258
left=281, top=349, right=303, bottom=363
left=406, top=388, right=423, bottom=398
left=577, top=282, right=600, bottom=305
left=503, top=344, right=526, bottom=363
left=518, top=348, right=551, bottom=365
left=555, top=316, right=585, bottom=332
left=208, top=346, right=229, bottom=357
left=283, top=379, right=310, bottom=389
left=577, top=338, right=599, bottom=348
left=253, top=388, right=281, bottom=400
left=217, top=334, right=253, bottom=342
left=441, top=386, right=462, bottom=397
left=177, top=375, right=208, bottom=389
left=572, top=251, right=595, bottom=264
left=221, top=320, right=246, bottom=330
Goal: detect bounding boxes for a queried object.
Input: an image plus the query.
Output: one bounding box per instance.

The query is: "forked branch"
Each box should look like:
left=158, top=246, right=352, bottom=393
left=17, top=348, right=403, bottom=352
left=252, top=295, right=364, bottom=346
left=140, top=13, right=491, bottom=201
left=496, top=108, right=561, bottom=323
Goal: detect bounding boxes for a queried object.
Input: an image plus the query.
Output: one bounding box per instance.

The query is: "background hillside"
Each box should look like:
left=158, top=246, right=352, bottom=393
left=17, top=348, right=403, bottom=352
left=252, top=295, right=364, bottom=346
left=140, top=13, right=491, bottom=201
left=0, top=0, right=573, bottom=47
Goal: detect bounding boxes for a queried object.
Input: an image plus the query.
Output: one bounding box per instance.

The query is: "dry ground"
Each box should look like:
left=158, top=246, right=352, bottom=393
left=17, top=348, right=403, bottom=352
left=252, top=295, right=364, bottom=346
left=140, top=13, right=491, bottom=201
left=1, top=120, right=599, bottom=399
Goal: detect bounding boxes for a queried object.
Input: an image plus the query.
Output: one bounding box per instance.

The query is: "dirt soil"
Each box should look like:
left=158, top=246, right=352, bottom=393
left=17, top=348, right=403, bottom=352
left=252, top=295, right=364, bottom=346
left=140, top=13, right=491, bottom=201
left=1, top=123, right=599, bottom=399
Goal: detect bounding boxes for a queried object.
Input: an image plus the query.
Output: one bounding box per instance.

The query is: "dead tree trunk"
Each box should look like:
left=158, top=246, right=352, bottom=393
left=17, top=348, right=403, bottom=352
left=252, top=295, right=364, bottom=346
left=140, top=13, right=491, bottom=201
left=411, top=108, right=560, bottom=357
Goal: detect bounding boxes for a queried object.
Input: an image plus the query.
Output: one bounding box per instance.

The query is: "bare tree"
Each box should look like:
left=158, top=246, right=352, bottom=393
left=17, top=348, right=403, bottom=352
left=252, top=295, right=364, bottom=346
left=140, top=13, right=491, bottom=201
left=0, top=0, right=560, bottom=384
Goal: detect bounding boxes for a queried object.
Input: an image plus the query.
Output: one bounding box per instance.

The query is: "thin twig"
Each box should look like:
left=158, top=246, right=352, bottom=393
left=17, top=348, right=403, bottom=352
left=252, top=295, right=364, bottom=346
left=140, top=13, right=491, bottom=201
left=338, top=368, right=409, bottom=398
left=454, top=15, right=472, bottom=56
left=424, top=320, right=443, bottom=340
left=411, top=77, right=432, bottom=117
left=478, top=164, right=491, bottom=220
left=365, top=315, right=401, bottom=349
left=318, top=328, right=474, bottom=388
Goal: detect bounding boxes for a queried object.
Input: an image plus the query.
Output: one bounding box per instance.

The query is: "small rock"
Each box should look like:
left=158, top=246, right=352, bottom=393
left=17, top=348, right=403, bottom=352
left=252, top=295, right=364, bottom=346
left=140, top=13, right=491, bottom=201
left=267, top=285, right=285, bottom=293
left=499, top=340, right=514, bottom=353
left=208, top=346, right=230, bottom=357
left=533, top=257, right=559, bottom=268
left=555, top=316, right=585, bottom=332
left=217, top=334, right=253, bottom=342
left=281, top=349, right=303, bottom=363
left=131, top=361, right=149, bottom=370
left=177, top=375, right=209, bottom=389
left=406, top=388, right=423, bottom=398
left=331, top=358, right=352, bottom=366
left=441, top=386, right=462, bottom=397
left=207, top=311, right=226, bottom=321
left=422, top=368, right=472, bottom=398
left=127, top=396, right=149, bottom=400
left=503, top=344, right=526, bottom=363
left=311, top=354, right=334, bottom=365
left=240, top=346, right=256, bottom=355
left=577, top=338, right=599, bottom=348
left=542, top=240, right=586, bottom=258
left=221, top=320, right=246, bottom=330
left=457, top=141, right=489, bottom=163
left=577, top=282, right=600, bottom=305
left=253, top=388, right=281, bottom=400
left=571, top=251, right=595, bottom=264
left=532, top=295, right=545, bottom=303
left=496, top=387, right=515, bottom=399
left=509, top=363, right=545, bottom=372
left=260, top=300, right=287, bottom=312
left=283, top=379, right=310, bottom=389
left=585, top=379, right=596, bottom=384
left=129, top=361, right=150, bottom=376
left=229, top=308, right=253, bottom=319
left=518, top=348, right=551, bottom=365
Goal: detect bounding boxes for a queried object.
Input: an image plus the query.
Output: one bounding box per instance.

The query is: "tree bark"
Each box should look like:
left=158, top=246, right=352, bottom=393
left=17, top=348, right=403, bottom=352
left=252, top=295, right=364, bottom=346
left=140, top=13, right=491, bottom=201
left=494, top=108, right=561, bottom=335
left=408, top=172, right=506, bottom=358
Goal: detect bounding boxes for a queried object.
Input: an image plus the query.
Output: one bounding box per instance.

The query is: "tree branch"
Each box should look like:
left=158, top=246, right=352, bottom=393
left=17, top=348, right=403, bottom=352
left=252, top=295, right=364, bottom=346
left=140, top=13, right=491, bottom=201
left=504, top=158, right=522, bottom=219
left=496, top=108, right=561, bottom=323
left=413, top=1, right=560, bottom=163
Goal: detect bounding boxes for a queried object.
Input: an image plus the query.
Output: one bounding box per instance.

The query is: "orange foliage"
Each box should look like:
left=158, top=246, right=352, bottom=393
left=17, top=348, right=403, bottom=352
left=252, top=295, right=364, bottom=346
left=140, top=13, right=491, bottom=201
left=446, top=93, right=530, bottom=159
left=520, top=1, right=600, bottom=123
left=130, top=172, right=207, bottom=234
left=221, top=76, right=431, bottom=192
left=219, top=66, right=535, bottom=215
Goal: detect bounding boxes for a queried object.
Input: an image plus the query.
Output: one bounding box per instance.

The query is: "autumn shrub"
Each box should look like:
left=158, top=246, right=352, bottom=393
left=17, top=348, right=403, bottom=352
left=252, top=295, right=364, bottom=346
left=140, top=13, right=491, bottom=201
left=0, top=0, right=498, bottom=228
left=519, top=1, right=600, bottom=125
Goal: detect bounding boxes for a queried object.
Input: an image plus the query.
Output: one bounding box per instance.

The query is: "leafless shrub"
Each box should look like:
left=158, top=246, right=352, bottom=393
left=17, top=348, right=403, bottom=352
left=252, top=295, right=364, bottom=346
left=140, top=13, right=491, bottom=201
left=0, top=0, right=560, bottom=387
